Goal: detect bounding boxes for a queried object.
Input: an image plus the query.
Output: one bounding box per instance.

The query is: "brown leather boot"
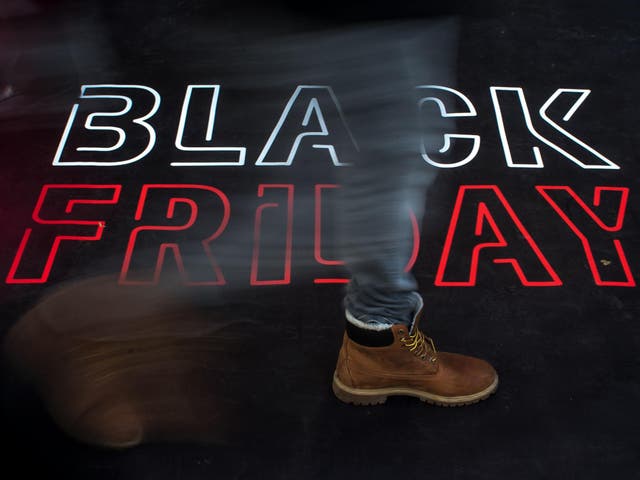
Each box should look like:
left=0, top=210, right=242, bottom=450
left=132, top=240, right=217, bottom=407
left=332, top=303, right=498, bottom=407
left=3, top=275, right=250, bottom=448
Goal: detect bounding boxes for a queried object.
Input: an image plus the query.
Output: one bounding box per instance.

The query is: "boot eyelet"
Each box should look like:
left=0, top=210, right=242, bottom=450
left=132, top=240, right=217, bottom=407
left=430, top=357, right=437, bottom=363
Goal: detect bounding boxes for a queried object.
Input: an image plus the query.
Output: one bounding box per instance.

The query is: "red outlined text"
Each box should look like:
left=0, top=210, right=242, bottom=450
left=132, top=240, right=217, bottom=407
left=6, top=184, right=121, bottom=284
left=6, top=184, right=636, bottom=288
left=536, top=186, right=634, bottom=286
left=436, top=185, right=562, bottom=287
left=120, top=184, right=231, bottom=285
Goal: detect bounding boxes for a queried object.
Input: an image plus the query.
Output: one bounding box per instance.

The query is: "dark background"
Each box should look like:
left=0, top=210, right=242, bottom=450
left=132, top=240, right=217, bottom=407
left=0, top=0, right=639, bottom=478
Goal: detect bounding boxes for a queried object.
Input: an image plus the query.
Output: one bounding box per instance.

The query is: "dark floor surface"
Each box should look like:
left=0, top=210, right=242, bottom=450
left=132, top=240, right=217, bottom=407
left=1, top=0, right=639, bottom=478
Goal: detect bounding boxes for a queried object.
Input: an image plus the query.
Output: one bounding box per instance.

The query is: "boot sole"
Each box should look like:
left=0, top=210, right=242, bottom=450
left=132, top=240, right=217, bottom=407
left=332, top=372, right=499, bottom=407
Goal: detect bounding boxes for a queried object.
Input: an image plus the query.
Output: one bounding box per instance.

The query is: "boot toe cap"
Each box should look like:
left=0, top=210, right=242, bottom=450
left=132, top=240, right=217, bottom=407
left=436, top=352, right=498, bottom=398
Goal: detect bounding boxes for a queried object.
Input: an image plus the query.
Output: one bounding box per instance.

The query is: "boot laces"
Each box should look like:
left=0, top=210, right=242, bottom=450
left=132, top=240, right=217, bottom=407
left=401, top=329, right=438, bottom=362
